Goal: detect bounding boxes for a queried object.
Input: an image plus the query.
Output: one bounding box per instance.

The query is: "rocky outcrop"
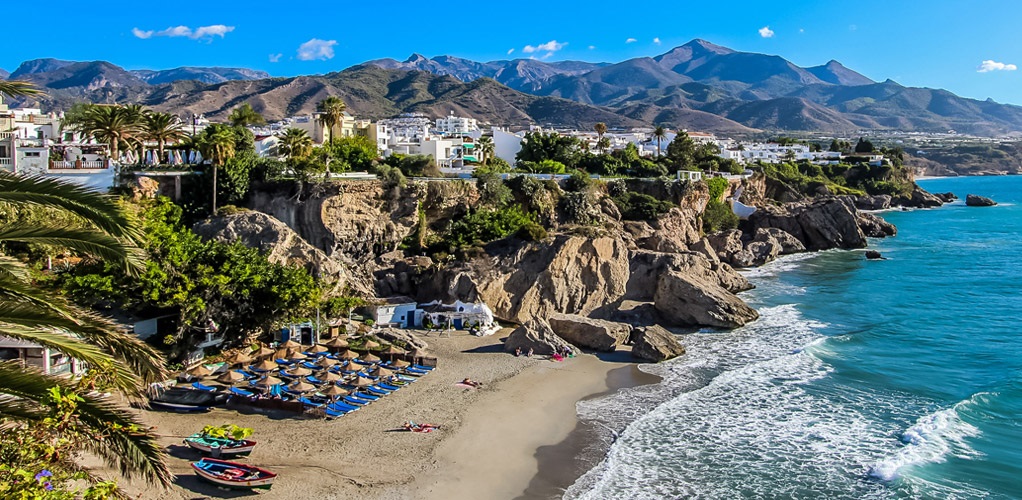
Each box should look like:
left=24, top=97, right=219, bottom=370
left=193, top=211, right=372, bottom=295
left=865, top=250, right=884, bottom=260
left=894, top=185, right=943, bottom=208
left=965, top=194, right=997, bottom=207
left=706, top=230, right=744, bottom=263
left=852, top=194, right=892, bottom=211
left=631, top=325, right=686, bottom=362
left=373, top=327, right=428, bottom=351
left=754, top=228, right=805, bottom=255
left=503, top=319, right=573, bottom=355
left=744, top=197, right=867, bottom=251
left=654, top=270, right=759, bottom=328
left=857, top=213, right=898, bottom=238
left=706, top=228, right=804, bottom=268
left=934, top=192, right=957, bottom=203
left=548, top=313, right=631, bottom=352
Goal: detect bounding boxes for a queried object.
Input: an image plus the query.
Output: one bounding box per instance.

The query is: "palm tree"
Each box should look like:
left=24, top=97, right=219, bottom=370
left=228, top=103, right=266, bottom=128
left=197, top=126, right=237, bottom=215
left=596, top=137, right=611, bottom=155
left=276, top=128, right=312, bottom=160
left=316, top=97, right=347, bottom=145
left=0, top=173, right=171, bottom=486
left=65, top=105, right=142, bottom=162
left=143, top=112, right=186, bottom=161
left=652, top=125, right=667, bottom=159
left=477, top=136, right=494, bottom=165
left=0, top=80, right=43, bottom=99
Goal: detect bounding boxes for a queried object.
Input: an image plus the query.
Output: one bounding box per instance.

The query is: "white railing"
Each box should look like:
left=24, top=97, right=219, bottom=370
left=49, top=160, right=108, bottom=170
left=0, top=132, right=15, bottom=139
left=0, top=158, right=11, bottom=166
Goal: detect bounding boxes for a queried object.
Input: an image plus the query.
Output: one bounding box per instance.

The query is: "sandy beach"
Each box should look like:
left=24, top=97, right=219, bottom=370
left=106, top=330, right=656, bottom=499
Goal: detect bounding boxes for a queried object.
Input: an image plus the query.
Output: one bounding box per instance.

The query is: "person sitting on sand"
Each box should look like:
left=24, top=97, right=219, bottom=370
left=462, top=378, right=483, bottom=388
left=527, top=348, right=534, bottom=357
left=515, top=347, right=522, bottom=357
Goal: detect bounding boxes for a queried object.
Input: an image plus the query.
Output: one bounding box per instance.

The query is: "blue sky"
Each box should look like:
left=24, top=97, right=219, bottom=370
left=5, top=0, right=1022, bottom=105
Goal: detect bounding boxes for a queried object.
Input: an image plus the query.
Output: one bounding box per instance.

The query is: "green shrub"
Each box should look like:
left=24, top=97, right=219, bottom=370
left=612, top=192, right=676, bottom=221
left=706, top=177, right=730, bottom=201
left=702, top=200, right=739, bottom=233
left=516, top=221, right=548, bottom=241
left=560, top=192, right=600, bottom=225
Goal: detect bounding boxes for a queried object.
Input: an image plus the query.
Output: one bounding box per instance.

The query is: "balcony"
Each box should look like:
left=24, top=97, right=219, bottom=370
left=0, top=158, right=10, bottom=167
left=0, top=132, right=14, bottom=140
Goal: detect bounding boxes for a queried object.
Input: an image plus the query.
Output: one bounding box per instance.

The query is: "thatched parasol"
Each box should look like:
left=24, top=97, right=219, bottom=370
left=288, top=380, right=316, bottom=393
left=251, top=359, right=278, bottom=371
left=389, top=359, right=411, bottom=368
left=371, top=366, right=395, bottom=378
left=307, top=344, right=329, bottom=354
left=224, top=352, right=253, bottom=366
left=363, top=339, right=381, bottom=349
left=287, top=349, right=308, bottom=361
left=285, top=366, right=312, bottom=377
left=317, top=371, right=342, bottom=383
left=274, top=348, right=290, bottom=360
left=319, top=384, right=348, bottom=398
left=323, top=337, right=349, bottom=350
left=185, top=364, right=212, bottom=377
left=316, top=357, right=339, bottom=368
left=348, top=374, right=374, bottom=387
left=253, top=346, right=275, bottom=359
left=279, top=339, right=301, bottom=349
left=361, top=353, right=381, bottom=363
left=379, top=345, right=406, bottom=357
left=216, top=370, right=248, bottom=384
left=338, top=350, right=359, bottom=360
left=407, top=348, right=429, bottom=360
left=253, top=376, right=283, bottom=387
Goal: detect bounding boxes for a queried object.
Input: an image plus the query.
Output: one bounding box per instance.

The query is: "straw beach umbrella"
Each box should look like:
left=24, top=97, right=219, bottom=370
left=371, top=366, right=395, bottom=378
left=318, top=370, right=342, bottom=383
left=307, top=344, right=329, bottom=354
left=217, top=370, right=248, bottom=384
left=274, top=348, right=290, bottom=360
left=363, top=339, right=381, bottom=349
left=338, top=350, right=359, bottom=360
left=380, top=345, right=406, bottom=356
left=225, top=352, right=253, bottom=366
left=361, top=353, right=381, bottom=364
left=389, top=359, right=411, bottom=369
left=323, top=337, right=349, bottom=350
left=254, top=376, right=283, bottom=388
left=251, top=359, right=278, bottom=371
left=319, top=384, right=348, bottom=398
left=316, top=357, right=339, bottom=368
left=348, top=374, right=374, bottom=387
left=280, top=339, right=301, bottom=349
left=285, top=366, right=312, bottom=377
left=185, top=364, right=212, bottom=377
left=253, top=346, right=275, bottom=359
left=288, top=380, right=314, bottom=392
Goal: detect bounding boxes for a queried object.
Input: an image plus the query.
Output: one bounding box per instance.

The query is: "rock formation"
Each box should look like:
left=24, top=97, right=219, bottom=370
left=503, top=319, right=574, bottom=355
left=654, top=270, right=759, bottom=328
left=965, top=194, right=997, bottom=207
left=630, top=325, right=686, bottom=362
left=852, top=194, right=893, bottom=211
left=548, top=313, right=631, bottom=352
left=894, top=184, right=944, bottom=208
left=744, top=197, right=867, bottom=251
left=857, top=212, right=898, bottom=238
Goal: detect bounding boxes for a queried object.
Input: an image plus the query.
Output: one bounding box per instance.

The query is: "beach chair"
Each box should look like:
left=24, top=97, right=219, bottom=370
left=396, top=374, right=418, bottom=383
left=229, top=387, right=255, bottom=397
left=274, top=358, right=295, bottom=366
left=305, top=375, right=325, bottom=385
left=299, top=397, right=324, bottom=408
left=342, top=395, right=370, bottom=406
left=328, top=402, right=360, bottom=413
left=325, top=408, right=350, bottom=418
left=412, top=364, right=435, bottom=371
left=378, top=382, right=401, bottom=391
left=350, top=391, right=380, bottom=401
left=300, top=361, right=319, bottom=370
left=366, top=386, right=391, bottom=396
left=191, top=382, right=219, bottom=392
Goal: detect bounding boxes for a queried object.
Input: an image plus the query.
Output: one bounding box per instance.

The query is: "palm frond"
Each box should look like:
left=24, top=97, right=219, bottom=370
left=0, top=80, right=44, bottom=98
left=0, top=362, right=172, bottom=486
left=0, top=255, right=31, bottom=281
left=0, top=226, right=144, bottom=269
left=0, top=173, right=143, bottom=244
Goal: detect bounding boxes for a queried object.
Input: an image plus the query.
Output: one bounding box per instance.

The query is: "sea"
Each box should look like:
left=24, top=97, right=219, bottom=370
left=565, top=175, right=1022, bottom=499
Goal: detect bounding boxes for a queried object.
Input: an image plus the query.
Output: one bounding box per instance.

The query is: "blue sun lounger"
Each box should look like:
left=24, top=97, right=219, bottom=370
left=229, top=387, right=255, bottom=397
left=366, top=386, right=391, bottom=396
left=350, top=391, right=379, bottom=401
left=299, top=397, right=324, bottom=408
left=412, top=364, right=435, bottom=371
left=378, top=383, right=401, bottom=391
left=325, top=408, right=351, bottom=418
left=342, top=395, right=370, bottom=406
left=305, top=375, right=325, bottom=385
left=300, top=361, right=319, bottom=370
left=191, top=382, right=218, bottom=392
left=328, top=402, right=360, bottom=412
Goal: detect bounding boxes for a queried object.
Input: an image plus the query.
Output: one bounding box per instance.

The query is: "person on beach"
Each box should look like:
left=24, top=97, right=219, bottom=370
left=515, top=347, right=522, bottom=357
left=527, top=348, right=534, bottom=357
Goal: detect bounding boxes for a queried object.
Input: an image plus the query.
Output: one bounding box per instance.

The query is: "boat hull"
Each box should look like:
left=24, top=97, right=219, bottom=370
left=191, top=459, right=276, bottom=490
left=184, top=437, right=256, bottom=457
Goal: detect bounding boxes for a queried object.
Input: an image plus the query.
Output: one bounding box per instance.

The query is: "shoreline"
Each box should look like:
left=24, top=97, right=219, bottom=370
left=101, top=331, right=663, bottom=500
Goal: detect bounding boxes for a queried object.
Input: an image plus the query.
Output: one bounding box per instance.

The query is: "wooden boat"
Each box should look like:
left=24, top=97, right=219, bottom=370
left=184, top=433, right=257, bottom=457
left=191, top=458, right=276, bottom=490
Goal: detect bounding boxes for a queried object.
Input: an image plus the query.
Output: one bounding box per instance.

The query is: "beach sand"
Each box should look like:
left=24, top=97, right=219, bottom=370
left=107, top=330, right=656, bottom=499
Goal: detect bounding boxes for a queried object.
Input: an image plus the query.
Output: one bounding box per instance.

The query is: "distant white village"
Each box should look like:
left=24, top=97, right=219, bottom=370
left=0, top=94, right=890, bottom=190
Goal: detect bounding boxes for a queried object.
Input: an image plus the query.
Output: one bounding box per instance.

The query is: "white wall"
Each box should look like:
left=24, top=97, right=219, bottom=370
left=492, top=128, right=522, bottom=165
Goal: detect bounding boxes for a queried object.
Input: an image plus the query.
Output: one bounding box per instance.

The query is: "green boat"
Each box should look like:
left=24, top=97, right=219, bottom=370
left=183, top=433, right=257, bottom=457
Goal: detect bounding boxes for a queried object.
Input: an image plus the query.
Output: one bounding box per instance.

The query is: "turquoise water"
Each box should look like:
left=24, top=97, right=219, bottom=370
left=567, top=176, right=1022, bottom=499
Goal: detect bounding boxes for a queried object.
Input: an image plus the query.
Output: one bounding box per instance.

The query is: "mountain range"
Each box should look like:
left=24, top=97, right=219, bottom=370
left=4, top=40, right=1022, bottom=136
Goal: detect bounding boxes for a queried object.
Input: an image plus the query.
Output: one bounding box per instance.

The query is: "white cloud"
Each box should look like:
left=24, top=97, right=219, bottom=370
left=625, top=38, right=637, bottom=44
left=653, top=37, right=662, bottom=45
left=297, top=38, right=338, bottom=61
left=507, top=48, right=515, bottom=55
left=523, top=40, right=567, bottom=54
left=132, top=24, right=234, bottom=40
left=758, top=26, right=774, bottom=38
left=799, top=28, right=805, bottom=34
left=978, top=60, right=1017, bottom=73
left=269, top=53, right=283, bottom=63
left=588, top=45, right=596, bottom=50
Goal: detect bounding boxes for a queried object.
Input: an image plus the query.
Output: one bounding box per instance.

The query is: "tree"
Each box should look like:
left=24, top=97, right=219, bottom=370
left=855, top=137, right=875, bottom=153
left=142, top=112, right=186, bottom=160
left=65, top=105, right=142, bottom=162
left=316, top=97, right=347, bottom=145
left=596, top=137, right=611, bottom=155
left=196, top=125, right=237, bottom=215
left=594, top=122, right=607, bottom=143
left=0, top=80, right=43, bottom=99
left=228, top=103, right=266, bottom=128
left=783, top=149, right=797, bottom=163
left=652, top=125, right=667, bottom=159
left=515, top=132, right=582, bottom=167
left=325, top=136, right=378, bottom=172
left=0, top=174, right=171, bottom=489
left=277, top=128, right=313, bottom=160
left=477, top=136, right=495, bottom=165
left=665, top=131, right=697, bottom=170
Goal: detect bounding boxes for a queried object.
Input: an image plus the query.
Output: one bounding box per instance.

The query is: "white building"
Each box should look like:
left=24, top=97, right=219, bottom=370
left=0, top=336, right=85, bottom=377
left=492, top=127, right=524, bottom=165
left=435, top=113, right=479, bottom=136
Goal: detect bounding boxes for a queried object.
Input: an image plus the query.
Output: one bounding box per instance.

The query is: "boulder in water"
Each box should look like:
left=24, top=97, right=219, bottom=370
left=965, top=194, right=997, bottom=207
left=865, top=250, right=885, bottom=260
left=548, top=313, right=631, bottom=352
left=630, top=325, right=686, bottom=362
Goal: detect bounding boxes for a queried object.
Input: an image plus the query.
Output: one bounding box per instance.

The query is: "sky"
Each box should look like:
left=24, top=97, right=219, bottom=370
left=5, top=0, right=1022, bottom=105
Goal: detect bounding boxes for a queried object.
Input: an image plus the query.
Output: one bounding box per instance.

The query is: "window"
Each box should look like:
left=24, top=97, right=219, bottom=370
left=24, top=152, right=40, bottom=157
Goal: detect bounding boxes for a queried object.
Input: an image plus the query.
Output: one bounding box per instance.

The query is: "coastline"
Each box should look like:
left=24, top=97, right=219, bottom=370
left=101, top=330, right=660, bottom=500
